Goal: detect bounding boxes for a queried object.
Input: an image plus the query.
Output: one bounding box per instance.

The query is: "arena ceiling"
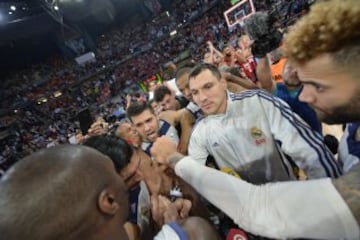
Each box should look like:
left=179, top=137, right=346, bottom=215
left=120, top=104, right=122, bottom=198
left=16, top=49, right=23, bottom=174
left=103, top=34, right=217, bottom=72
left=0, top=0, right=162, bottom=76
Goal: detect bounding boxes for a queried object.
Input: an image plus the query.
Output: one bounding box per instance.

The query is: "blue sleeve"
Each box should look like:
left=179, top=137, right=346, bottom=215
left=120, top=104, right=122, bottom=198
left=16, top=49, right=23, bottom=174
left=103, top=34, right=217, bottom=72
left=167, top=222, right=189, bottom=240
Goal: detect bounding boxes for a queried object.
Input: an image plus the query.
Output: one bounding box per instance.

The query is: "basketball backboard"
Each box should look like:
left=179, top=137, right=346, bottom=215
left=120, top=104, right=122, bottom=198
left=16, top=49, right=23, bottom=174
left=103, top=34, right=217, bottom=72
left=224, top=0, right=255, bottom=28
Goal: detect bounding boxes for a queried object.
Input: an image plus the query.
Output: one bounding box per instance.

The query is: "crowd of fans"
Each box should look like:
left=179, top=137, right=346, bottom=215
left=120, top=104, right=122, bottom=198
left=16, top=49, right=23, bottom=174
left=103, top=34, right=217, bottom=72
left=0, top=0, right=310, bottom=172
left=2, top=0, right=358, bottom=240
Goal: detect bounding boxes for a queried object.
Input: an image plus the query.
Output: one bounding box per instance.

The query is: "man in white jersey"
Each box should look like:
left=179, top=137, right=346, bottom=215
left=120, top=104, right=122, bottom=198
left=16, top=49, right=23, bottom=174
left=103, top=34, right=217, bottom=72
left=150, top=0, right=360, bottom=238
left=187, top=63, right=340, bottom=182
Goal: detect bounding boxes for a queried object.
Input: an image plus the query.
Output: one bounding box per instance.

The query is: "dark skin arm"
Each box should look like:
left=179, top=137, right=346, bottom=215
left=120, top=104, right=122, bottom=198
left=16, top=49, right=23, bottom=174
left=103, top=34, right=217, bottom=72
left=178, top=109, right=195, bottom=155
left=159, top=109, right=195, bottom=155
left=221, top=71, right=258, bottom=90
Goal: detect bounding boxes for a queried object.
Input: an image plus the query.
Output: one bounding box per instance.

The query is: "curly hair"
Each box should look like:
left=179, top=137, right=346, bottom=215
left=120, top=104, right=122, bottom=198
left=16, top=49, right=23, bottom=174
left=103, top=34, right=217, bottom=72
left=284, top=0, right=360, bottom=66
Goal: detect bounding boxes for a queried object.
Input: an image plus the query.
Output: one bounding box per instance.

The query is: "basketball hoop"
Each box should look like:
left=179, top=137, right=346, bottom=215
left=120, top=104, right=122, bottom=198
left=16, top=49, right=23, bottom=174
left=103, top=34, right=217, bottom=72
left=223, top=0, right=255, bottom=29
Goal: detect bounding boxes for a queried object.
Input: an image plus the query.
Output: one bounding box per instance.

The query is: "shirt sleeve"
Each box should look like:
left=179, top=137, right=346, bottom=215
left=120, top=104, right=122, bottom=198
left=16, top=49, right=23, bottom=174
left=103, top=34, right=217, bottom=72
left=175, top=157, right=360, bottom=239
left=188, top=123, right=209, bottom=165
left=186, top=102, right=201, bottom=119
left=256, top=91, right=342, bottom=178
left=154, top=223, right=188, bottom=240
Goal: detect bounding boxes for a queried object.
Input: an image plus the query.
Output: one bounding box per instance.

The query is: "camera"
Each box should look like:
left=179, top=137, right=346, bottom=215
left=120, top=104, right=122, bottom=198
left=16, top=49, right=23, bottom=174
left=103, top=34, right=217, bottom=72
left=244, top=11, right=283, bottom=58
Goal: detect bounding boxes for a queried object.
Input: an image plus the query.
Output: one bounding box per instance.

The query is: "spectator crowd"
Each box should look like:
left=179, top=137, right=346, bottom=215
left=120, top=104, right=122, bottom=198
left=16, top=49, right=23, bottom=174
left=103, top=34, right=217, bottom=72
left=2, top=0, right=360, bottom=240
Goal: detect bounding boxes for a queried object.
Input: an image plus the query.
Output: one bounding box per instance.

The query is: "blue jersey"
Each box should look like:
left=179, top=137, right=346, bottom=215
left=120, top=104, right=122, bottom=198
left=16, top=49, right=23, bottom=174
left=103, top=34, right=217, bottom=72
left=339, top=122, right=360, bottom=172
left=275, top=83, right=322, bottom=133
left=128, top=185, right=141, bottom=224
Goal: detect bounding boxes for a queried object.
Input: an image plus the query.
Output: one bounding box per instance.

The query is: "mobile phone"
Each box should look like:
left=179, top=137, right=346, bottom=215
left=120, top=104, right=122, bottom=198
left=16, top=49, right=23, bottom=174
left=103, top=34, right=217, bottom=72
left=77, top=108, right=93, bottom=135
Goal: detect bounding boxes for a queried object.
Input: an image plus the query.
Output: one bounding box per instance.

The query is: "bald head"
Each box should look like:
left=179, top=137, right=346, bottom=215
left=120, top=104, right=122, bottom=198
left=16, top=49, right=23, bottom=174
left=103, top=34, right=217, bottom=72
left=0, top=145, right=129, bottom=240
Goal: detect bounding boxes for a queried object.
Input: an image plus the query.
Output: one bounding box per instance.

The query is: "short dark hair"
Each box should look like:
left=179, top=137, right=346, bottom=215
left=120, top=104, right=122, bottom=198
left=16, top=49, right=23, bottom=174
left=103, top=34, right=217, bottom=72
left=83, top=135, right=133, bottom=173
left=154, top=85, right=172, bottom=102
left=188, top=63, right=222, bottom=83
left=175, top=62, right=196, bottom=81
left=127, top=101, right=154, bottom=122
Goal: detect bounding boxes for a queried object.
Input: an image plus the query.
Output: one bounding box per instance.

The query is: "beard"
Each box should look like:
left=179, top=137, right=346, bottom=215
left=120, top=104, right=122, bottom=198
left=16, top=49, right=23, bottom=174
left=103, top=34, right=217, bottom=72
left=315, top=91, right=360, bottom=124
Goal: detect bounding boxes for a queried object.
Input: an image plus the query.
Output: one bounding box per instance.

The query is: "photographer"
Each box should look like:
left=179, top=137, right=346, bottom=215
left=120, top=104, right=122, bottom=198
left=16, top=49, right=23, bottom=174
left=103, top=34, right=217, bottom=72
left=244, top=11, right=283, bottom=60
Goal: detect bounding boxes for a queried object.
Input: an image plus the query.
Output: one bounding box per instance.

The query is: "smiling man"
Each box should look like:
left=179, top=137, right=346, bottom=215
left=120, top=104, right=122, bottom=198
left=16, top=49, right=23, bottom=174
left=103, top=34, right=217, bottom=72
left=187, top=63, right=340, bottom=183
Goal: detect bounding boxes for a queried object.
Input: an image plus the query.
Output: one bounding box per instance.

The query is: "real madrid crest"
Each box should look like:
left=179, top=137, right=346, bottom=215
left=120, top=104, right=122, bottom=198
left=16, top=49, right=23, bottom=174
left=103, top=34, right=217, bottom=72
left=250, top=127, right=266, bottom=145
